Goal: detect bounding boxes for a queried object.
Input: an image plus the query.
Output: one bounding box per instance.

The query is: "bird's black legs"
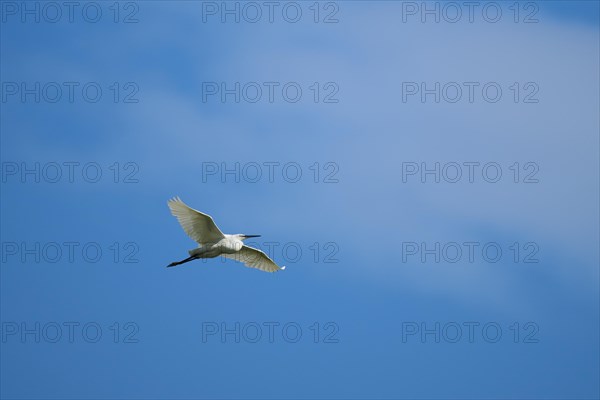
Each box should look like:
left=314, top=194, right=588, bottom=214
left=167, top=255, right=198, bottom=268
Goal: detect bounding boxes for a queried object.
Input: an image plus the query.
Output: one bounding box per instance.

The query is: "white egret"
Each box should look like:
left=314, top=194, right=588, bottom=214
left=167, top=197, right=285, bottom=273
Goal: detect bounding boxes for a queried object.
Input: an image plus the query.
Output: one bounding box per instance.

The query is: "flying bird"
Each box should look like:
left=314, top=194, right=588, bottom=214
left=166, top=197, right=285, bottom=273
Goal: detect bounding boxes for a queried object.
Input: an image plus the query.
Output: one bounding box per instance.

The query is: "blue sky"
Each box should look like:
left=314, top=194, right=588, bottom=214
left=1, top=1, right=599, bottom=399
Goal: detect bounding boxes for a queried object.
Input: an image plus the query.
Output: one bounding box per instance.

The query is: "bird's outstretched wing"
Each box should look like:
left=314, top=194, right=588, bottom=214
left=221, top=245, right=286, bottom=273
left=167, top=197, right=225, bottom=244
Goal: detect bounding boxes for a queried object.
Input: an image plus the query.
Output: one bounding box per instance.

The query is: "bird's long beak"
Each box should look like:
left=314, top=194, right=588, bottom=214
left=243, top=235, right=261, bottom=238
